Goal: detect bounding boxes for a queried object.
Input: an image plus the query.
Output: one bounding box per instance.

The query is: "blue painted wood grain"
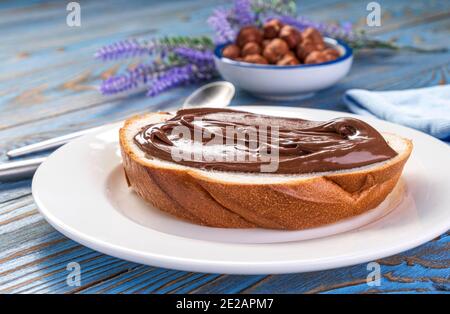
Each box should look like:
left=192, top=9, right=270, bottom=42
left=0, top=0, right=449, bottom=293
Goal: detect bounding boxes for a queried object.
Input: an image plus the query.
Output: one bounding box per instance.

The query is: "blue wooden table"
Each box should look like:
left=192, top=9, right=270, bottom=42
left=0, top=0, right=449, bottom=293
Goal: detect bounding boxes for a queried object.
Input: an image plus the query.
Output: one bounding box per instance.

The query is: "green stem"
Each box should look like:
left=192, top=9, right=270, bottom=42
left=350, top=38, right=448, bottom=53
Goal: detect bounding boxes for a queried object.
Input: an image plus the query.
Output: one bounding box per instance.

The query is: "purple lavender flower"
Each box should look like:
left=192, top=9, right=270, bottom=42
left=207, top=8, right=237, bottom=44
left=276, top=15, right=356, bottom=40
left=340, top=21, right=353, bottom=34
left=147, top=65, right=193, bottom=96
left=173, top=47, right=215, bottom=64
left=274, top=15, right=319, bottom=31
left=233, top=0, right=255, bottom=27
left=147, top=64, right=216, bottom=96
left=96, top=36, right=214, bottom=62
left=192, top=62, right=216, bottom=81
left=100, top=63, right=167, bottom=94
left=94, top=39, right=154, bottom=61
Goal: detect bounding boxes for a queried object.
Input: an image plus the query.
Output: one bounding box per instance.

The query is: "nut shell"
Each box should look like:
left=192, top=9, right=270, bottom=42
left=277, top=54, right=300, bottom=66
left=243, top=54, right=268, bottom=64
left=279, top=25, right=302, bottom=49
left=323, top=48, right=340, bottom=59
left=263, top=19, right=283, bottom=39
left=304, top=51, right=330, bottom=64
left=263, top=38, right=289, bottom=63
left=261, top=39, right=271, bottom=49
left=237, top=26, right=263, bottom=47
left=241, top=42, right=262, bottom=57
left=302, top=27, right=325, bottom=46
left=233, top=25, right=334, bottom=66
left=222, top=44, right=241, bottom=59
left=296, top=39, right=320, bottom=61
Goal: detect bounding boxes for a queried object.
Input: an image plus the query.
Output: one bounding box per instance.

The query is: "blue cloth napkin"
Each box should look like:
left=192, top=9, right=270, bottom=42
left=343, top=85, right=450, bottom=140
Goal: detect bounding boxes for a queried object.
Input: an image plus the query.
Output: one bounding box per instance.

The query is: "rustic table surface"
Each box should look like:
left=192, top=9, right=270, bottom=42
left=0, top=0, right=449, bottom=294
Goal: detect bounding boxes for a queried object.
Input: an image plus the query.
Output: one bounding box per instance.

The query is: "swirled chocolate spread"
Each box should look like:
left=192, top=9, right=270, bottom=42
left=134, top=108, right=397, bottom=174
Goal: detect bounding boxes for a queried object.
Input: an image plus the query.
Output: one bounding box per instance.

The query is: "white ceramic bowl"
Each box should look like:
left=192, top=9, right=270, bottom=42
left=214, top=37, right=353, bottom=100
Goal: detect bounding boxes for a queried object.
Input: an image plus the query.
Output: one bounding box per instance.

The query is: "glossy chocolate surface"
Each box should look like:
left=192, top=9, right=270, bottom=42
left=134, top=108, right=397, bottom=173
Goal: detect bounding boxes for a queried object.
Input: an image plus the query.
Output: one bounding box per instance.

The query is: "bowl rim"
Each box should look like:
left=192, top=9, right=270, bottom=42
left=214, top=37, right=353, bottom=69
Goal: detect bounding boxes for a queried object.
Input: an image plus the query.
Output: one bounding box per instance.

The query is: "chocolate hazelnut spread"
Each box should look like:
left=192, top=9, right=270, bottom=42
left=134, top=108, right=397, bottom=174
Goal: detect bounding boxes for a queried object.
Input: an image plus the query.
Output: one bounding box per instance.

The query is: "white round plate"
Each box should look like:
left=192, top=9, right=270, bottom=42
left=32, top=106, right=450, bottom=274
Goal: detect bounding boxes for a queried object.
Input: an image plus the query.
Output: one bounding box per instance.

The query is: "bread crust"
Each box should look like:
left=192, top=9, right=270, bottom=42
left=120, top=112, right=413, bottom=230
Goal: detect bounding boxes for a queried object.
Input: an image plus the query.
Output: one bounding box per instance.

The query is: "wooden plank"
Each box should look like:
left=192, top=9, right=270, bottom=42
left=237, top=234, right=450, bottom=294
left=0, top=180, right=31, bottom=204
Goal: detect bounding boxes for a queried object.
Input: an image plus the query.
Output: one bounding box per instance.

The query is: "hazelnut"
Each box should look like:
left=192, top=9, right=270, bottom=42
left=277, top=54, right=300, bottom=66
left=284, top=50, right=296, bottom=58
left=261, top=39, right=271, bottom=49
left=263, top=38, right=289, bottom=63
left=237, top=26, right=263, bottom=47
left=304, top=51, right=329, bottom=64
left=323, top=48, right=340, bottom=60
left=243, top=54, right=268, bottom=64
left=316, top=42, right=326, bottom=51
left=279, top=25, right=302, bottom=49
left=263, top=19, right=283, bottom=39
left=222, top=44, right=241, bottom=59
left=241, top=42, right=262, bottom=57
left=301, top=27, right=325, bottom=47
left=295, top=39, right=319, bottom=61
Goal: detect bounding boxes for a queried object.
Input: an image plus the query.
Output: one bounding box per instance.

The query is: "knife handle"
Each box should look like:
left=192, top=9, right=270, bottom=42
left=6, top=126, right=103, bottom=158
left=0, top=157, right=46, bottom=181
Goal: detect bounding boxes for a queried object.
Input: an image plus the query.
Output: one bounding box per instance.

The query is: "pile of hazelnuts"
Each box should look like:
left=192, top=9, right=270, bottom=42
left=222, top=19, right=340, bottom=66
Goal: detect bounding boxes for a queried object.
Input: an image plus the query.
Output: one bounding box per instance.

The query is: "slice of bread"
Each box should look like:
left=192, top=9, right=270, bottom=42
left=119, top=112, right=413, bottom=230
